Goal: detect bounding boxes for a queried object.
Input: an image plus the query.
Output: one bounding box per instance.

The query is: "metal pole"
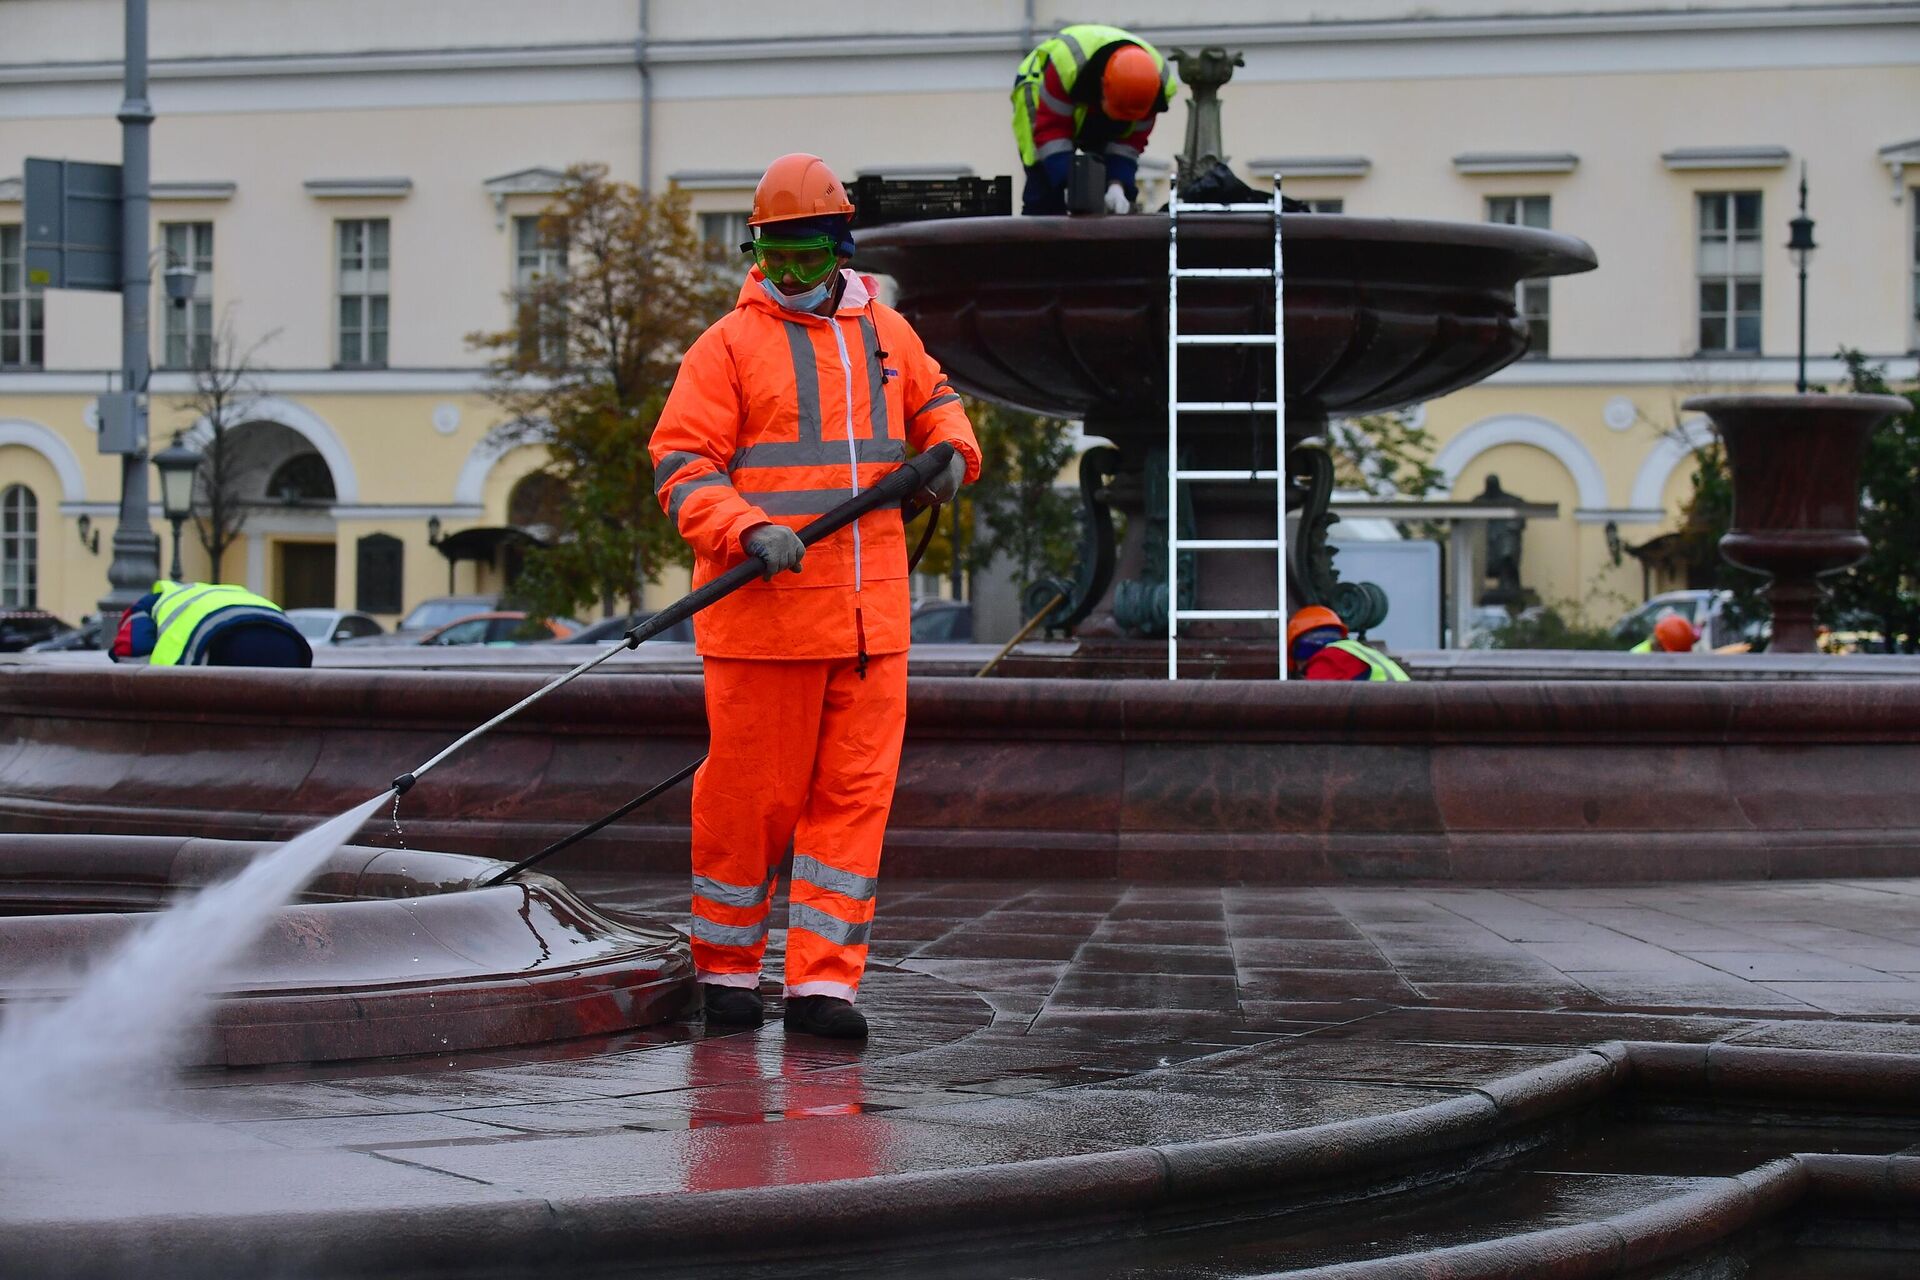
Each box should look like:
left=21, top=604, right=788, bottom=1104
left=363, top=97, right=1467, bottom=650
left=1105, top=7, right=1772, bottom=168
left=167, top=515, right=183, bottom=581
left=1795, top=166, right=1810, bottom=394
left=100, top=0, right=160, bottom=614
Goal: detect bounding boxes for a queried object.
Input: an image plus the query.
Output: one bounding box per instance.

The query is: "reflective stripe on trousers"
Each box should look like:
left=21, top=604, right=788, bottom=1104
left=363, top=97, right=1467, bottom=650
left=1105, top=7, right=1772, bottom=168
left=689, top=652, right=907, bottom=998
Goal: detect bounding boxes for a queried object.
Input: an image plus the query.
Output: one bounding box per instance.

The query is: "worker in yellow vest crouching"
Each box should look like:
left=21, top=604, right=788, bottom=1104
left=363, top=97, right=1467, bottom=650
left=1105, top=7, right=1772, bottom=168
left=109, top=580, right=313, bottom=668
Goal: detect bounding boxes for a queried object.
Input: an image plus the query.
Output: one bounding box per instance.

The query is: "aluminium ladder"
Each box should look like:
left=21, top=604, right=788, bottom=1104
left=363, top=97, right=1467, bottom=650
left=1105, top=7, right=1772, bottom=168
left=1165, top=181, right=1287, bottom=680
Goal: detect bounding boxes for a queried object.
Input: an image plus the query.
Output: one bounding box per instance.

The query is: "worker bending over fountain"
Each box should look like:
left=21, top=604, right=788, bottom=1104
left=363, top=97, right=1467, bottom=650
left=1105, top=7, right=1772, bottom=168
left=1288, top=607, right=1410, bottom=682
left=650, top=153, right=980, bottom=1040
left=1012, top=23, right=1175, bottom=215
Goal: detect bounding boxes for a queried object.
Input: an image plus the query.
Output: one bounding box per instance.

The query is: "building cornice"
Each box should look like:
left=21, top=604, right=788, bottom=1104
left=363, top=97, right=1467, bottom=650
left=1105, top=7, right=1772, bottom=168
left=1, top=5, right=1915, bottom=86
left=305, top=177, right=413, bottom=199
left=1880, top=137, right=1920, bottom=202
left=1453, top=152, right=1579, bottom=176
left=1250, top=156, right=1371, bottom=179
left=1661, top=145, right=1792, bottom=172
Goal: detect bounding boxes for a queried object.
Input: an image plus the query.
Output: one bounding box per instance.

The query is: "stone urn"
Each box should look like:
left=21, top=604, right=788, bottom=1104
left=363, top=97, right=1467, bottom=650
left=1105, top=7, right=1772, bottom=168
left=1683, top=393, right=1910, bottom=653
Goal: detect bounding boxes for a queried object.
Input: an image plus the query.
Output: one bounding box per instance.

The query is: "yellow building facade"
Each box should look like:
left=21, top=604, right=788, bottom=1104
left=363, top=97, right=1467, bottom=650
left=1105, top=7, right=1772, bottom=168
left=1, top=0, right=1916, bottom=634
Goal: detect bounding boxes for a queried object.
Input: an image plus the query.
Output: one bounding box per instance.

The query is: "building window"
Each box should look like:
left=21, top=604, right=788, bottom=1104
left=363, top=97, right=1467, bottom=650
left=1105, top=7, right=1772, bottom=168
left=1, top=225, right=45, bottom=370
left=355, top=532, right=403, bottom=614
left=512, top=215, right=567, bottom=365
left=1911, top=194, right=1919, bottom=351
left=1487, top=195, right=1551, bottom=356
left=336, top=219, right=389, bottom=367
left=161, top=221, right=214, bottom=369
left=266, top=453, right=337, bottom=503
left=699, top=211, right=750, bottom=256
left=1697, top=191, right=1762, bottom=354
left=1302, top=198, right=1344, bottom=214
left=1, top=485, right=36, bottom=607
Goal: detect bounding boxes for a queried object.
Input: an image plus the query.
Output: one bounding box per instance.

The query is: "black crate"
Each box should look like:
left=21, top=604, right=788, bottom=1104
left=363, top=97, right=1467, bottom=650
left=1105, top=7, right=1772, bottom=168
left=848, top=175, right=1012, bottom=229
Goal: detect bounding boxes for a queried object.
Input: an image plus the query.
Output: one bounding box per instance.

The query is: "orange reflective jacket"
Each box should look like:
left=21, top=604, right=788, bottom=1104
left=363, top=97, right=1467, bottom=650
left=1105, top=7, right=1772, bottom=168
left=651, top=269, right=982, bottom=660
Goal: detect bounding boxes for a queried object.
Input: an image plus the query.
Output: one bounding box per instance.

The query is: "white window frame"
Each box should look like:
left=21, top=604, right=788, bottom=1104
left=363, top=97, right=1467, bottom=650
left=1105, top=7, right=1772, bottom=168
left=1487, top=195, right=1552, bottom=357
left=335, top=218, right=390, bottom=368
left=1302, top=198, right=1345, bottom=214
left=698, top=211, right=750, bottom=257
left=512, top=214, right=568, bottom=365
left=0, top=224, right=45, bottom=371
left=1696, top=190, right=1763, bottom=356
left=1911, top=192, right=1919, bottom=352
left=161, top=221, right=214, bottom=369
left=1, top=484, right=37, bottom=608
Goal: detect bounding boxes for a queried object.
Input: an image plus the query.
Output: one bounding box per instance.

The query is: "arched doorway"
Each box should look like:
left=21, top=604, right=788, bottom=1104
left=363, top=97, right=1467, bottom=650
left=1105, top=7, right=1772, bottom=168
left=197, top=420, right=342, bottom=606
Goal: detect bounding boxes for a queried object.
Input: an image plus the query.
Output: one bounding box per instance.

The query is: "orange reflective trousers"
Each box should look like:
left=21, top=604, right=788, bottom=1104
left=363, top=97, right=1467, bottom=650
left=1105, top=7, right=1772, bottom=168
left=689, top=651, right=907, bottom=1002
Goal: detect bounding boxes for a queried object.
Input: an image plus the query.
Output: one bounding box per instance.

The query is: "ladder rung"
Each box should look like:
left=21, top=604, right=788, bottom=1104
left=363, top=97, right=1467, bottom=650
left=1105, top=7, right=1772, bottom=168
left=1174, top=401, right=1281, bottom=412
left=1174, top=539, right=1281, bottom=551
left=1175, top=334, right=1277, bottom=346
left=1173, top=267, right=1271, bottom=278
left=1174, top=609, right=1285, bottom=621
left=1171, top=202, right=1277, bottom=213
left=1173, top=469, right=1281, bottom=481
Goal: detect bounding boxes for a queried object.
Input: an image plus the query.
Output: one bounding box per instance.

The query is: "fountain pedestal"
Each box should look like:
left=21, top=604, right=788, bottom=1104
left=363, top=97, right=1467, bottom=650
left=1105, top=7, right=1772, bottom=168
left=1685, top=394, right=1908, bottom=653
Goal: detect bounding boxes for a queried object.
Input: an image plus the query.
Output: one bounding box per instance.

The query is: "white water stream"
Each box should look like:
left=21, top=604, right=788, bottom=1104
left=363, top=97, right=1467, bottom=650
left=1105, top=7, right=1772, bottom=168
left=0, top=793, right=389, bottom=1149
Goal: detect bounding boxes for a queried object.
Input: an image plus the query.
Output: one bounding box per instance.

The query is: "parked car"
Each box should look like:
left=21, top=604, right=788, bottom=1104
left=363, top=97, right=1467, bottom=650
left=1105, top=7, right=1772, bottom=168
left=562, top=612, right=695, bottom=645
left=909, top=600, right=973, bottom=644
left=25, top=615, right=106, bottom=652
left=0, top=610, right=74, bottom=652
left=286, top=608, right=385, bottom=646
left=420, top=611, right=582, bottom=646
left=342, top=595, right=506, bottom=646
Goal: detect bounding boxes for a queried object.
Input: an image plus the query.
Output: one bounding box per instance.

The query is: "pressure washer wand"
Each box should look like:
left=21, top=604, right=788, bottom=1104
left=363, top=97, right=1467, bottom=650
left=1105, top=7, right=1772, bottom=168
left=387, top=444, right=957, bottom=805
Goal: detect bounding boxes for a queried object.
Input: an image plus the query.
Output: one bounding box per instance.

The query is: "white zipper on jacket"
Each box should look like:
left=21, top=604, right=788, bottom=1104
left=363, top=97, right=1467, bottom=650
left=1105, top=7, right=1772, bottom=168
left=826, top=314, right=863, bottom=593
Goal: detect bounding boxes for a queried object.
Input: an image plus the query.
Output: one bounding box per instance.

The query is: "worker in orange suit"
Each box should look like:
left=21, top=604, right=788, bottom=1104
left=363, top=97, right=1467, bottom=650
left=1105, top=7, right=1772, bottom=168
left=650, top=153, right=981, bottom=1040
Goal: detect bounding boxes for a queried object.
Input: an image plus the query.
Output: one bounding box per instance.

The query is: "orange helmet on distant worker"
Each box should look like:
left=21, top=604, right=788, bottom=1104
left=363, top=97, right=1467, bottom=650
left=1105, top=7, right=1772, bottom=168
left=1653, top=614, right=1700, bottom=653
left=748, top=153, right=856, bottom=228
left=1287, top=606, right=1348, bottom=652
left=1100, top=44, right=1161, bottom=122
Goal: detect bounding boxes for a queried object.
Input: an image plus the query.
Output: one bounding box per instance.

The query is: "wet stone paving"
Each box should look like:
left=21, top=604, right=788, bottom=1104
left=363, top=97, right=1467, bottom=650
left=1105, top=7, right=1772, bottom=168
left=11, top=876, right=1920, bottom=1275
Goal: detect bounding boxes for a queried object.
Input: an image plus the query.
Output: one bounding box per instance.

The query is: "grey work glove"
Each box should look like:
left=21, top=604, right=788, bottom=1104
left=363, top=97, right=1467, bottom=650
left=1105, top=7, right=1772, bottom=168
left=917, top=452, right=967, bottom=508
left=743, top=523, right=805, bottom=580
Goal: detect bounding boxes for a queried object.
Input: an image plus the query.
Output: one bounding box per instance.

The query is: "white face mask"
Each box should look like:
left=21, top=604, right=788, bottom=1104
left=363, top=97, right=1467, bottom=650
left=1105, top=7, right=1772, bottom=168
left=760, top=274, right=835, bottom=314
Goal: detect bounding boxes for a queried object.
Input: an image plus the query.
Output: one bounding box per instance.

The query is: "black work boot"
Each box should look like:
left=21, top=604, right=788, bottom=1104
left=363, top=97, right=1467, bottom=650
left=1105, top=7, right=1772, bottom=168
left=783, top=995, right=868, bottom=1040
left=701, top=983, right=764, bottom=1028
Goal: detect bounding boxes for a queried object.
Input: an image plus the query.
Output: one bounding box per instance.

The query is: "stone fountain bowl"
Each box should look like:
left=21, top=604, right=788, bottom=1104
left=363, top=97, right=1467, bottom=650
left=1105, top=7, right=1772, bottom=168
left=0, top=834, right=694, bottom=1066
left=859, top=213, right=1598, bottom=437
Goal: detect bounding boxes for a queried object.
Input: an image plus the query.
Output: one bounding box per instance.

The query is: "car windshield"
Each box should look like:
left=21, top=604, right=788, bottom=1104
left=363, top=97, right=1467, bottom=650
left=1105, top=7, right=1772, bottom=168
left=401, top=600, right=491, bottom=631
left=289, top=614, right=335, bottom=639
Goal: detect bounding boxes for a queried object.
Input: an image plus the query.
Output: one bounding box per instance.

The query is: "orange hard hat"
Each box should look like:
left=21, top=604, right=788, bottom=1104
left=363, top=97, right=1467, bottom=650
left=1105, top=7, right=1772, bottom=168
left=1653, top=614, right=1700, bottom=653
left=748, top=153, right=856, bottom=228
left=1287, top=606, right=1347, bottom=651
left=1100, top=44, right=1161, bottom=122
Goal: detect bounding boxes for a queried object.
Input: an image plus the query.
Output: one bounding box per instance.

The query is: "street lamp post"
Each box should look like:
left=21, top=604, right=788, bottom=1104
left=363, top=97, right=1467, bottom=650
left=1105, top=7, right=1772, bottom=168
left=1787, top=164, right=1818, bottom=395
left=151, top=431, right=202, bottom=582
left=98, top=0, right=160, bottom=614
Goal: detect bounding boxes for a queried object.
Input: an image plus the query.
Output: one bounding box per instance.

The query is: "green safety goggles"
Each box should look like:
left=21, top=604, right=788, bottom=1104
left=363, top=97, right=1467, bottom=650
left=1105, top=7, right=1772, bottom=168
left=749, top=233, right=839, bottom=287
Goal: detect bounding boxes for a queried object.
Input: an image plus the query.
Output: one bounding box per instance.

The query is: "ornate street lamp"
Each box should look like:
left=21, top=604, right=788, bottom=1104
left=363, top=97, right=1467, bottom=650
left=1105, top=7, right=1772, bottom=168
left=1786, top=164, right=1817, bottom=394
left=151, top=431, right=202, bottom=583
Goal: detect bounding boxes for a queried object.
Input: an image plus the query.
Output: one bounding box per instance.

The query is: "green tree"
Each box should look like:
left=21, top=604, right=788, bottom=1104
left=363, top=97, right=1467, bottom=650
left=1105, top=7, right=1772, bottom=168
left=466, top=164, right=732, bottom=620
left=910, top=397, right=1079, bottom=598
left=1826, top=351, right=1920, bottom=650
left=1325, top=410, right=1445, bottom=498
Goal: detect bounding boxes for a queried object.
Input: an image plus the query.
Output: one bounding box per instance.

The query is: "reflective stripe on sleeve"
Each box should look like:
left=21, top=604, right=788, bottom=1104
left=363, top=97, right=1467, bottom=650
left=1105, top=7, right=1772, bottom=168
left=791, top=853, right=877, bottom=903
left=1034, top=138, right=1074, bottom=161
left=781, top=321, right=823, bottom=444
left=691, top=914, right=771, bottom=948
left=668, top=472, right=732, bottom=522
left=856, top=315, right=891, bottom=440
left=653, top=450, right=704, bottom=495
left=692, top=872, right=770, bottom=909
left=911, top=392, right=962, bottom=418
left=1036, top=83, right=1074, bottom=116
left=787, top=903, right=872, bottom=947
